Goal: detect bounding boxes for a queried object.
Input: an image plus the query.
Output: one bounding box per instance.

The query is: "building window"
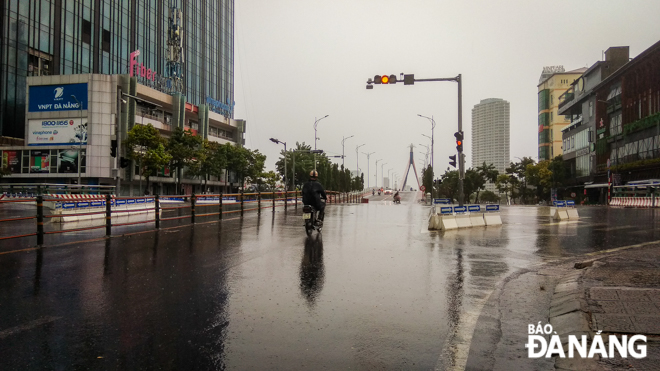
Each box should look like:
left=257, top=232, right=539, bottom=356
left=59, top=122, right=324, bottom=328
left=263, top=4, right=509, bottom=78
left=102, top=29, right=111, bottom=53
left=82, top=20, right=92, bottom=45
left=27, top=49, right=52, bottom=76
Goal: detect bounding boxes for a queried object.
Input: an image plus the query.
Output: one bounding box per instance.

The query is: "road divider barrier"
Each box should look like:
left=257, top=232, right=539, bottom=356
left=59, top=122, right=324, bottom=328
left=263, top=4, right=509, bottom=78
left=0, top=189, right=368, bottom=247
left=428, top=204, right=501, bottom=230
left=550, top=200, right=578, bottom=221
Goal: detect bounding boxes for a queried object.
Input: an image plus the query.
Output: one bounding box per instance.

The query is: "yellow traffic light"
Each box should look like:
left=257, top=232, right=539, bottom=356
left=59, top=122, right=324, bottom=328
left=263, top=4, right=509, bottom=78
left=381, top=75, right=389, bottom=84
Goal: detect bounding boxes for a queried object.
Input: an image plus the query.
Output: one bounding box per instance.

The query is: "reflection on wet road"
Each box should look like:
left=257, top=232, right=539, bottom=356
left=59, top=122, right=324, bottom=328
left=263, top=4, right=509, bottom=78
left=1, top=192, right=659, bottom=369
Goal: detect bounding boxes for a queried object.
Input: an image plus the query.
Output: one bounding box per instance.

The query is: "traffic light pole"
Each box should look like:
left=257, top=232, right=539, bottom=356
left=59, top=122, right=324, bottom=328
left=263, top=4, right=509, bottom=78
left=366, top=73, right=465, bottom=206
left=457, top=74, right=465, bottom=207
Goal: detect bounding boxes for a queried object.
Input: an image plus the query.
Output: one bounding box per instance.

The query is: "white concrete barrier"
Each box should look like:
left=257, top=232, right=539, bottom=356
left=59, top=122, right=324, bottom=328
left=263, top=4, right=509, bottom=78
left=469, top=212, right=486, bottom=227
left=441, top=215, right=459, bottom=230
left=484, top=213, right=502, bottom=226
left=428, top=214, right=441, bottom=230
left=567, top=208, right=579, bottom=219
left=552, top=208, right=569, bottom=220
left=455, top=214, right=472, bottom=228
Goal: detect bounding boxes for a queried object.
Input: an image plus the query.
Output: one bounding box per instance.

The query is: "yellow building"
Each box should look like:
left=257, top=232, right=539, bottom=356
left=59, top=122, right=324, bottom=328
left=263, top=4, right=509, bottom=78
left=537, top=66, right=586, bottom=160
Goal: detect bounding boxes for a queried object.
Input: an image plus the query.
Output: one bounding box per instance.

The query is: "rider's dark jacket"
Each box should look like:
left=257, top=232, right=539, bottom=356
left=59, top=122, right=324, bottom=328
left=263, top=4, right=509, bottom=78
left=302, top=180, right=327, bottom=209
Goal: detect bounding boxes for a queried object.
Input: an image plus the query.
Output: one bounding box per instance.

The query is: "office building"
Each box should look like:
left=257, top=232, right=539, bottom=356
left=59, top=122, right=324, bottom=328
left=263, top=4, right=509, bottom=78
left=537, top=66, right=586, bottom=160
left=0, top=0, right=243, bottom=195
left=471, top=98, right=510, bottom=192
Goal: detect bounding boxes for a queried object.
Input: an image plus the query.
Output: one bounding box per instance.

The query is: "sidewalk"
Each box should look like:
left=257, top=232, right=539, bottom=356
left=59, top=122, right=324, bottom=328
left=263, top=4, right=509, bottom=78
left=465, top=242, right=660, bottom=371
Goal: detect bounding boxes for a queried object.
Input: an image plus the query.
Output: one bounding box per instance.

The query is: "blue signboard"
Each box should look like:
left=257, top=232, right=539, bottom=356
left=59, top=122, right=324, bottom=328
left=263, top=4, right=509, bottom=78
left=566, top=200, right=575, bottom=206
left=453, top=206, right=467, bottom=213
left=553, top=201, right=566, bottom=207
left=440, top=207, right=453, bottom=214
left=29, top=83, right=88, bottom=112
left=468, top=205, right=481, bottom=212
left=485, top=205, right=500, bottom=212
left=434, top=198, right=451, bottom=204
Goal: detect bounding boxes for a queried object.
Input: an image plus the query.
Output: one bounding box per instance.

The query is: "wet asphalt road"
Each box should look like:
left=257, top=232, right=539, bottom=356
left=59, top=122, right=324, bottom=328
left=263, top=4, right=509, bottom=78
left=1, top=191, right=660, bottom=370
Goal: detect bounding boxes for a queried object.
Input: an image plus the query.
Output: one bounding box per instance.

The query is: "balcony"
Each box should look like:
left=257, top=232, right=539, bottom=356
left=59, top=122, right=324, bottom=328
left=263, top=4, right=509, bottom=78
left=558, top=88, right=575, bottom=111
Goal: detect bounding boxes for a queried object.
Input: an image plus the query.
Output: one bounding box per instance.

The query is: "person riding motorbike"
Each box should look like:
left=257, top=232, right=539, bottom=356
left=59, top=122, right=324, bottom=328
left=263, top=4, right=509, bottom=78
left=393, top=190, right=401, bottom=203
left=302, top=170, right=327, bottom=225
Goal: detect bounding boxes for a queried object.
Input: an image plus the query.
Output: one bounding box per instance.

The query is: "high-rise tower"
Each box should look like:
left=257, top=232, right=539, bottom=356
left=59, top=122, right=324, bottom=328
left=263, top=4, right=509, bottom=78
left=471, top=98, right=510, bottom=192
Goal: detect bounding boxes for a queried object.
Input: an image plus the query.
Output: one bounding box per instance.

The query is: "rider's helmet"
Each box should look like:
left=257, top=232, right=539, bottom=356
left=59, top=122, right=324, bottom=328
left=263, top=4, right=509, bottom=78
left=309, top=170, right=318, bottom=180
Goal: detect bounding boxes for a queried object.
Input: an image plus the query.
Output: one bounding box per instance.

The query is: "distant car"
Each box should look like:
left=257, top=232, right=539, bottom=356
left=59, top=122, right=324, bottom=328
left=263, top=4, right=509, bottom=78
left=384, top=189, right=392, bottom=195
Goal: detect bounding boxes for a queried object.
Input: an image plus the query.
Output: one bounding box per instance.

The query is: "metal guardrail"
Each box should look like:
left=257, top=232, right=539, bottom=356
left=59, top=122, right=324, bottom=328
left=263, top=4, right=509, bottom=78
left=0, top=189, right=369, bottom=247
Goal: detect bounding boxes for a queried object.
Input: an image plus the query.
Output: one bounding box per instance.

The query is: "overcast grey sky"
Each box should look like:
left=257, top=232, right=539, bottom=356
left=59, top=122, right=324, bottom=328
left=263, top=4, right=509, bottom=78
left=233, top=0, right=660, bottom=187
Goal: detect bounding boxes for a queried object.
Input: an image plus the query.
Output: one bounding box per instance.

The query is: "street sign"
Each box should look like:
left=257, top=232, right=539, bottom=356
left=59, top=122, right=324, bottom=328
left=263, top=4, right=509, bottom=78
left=420, top=185, right=426, bottom=191
left=453, top=206, right=467, bottom=213
left=440, top=207, right=453, bottom=214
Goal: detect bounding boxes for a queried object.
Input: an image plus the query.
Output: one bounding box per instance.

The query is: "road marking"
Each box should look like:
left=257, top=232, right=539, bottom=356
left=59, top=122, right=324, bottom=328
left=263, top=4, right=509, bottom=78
left=0, top=316, right=60, bottom=339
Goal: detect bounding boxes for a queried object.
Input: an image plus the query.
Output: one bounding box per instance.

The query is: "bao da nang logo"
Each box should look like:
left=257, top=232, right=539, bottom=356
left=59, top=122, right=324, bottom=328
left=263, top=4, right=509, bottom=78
left=54, top=87, right=64, bottom=100
left=526, top=322, right=647, bottom=359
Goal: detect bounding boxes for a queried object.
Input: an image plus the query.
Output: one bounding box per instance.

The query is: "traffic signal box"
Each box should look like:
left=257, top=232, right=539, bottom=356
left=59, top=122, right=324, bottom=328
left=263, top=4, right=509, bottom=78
left=454, top=131, right=463, bottom=152
left=374, top=75, right=397, bottom=84
left=449, top=155, right=457, bottom=168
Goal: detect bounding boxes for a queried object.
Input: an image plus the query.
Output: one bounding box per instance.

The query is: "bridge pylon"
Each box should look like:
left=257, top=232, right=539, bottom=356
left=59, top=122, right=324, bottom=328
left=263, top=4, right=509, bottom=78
left=400, top=144, right=421, bottom=191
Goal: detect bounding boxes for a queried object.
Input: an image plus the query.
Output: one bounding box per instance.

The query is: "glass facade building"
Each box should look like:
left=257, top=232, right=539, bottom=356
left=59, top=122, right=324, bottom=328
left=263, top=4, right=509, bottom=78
left=0, top=0, right=234, bottom=139
left=471, top=98, right=510, bottom=193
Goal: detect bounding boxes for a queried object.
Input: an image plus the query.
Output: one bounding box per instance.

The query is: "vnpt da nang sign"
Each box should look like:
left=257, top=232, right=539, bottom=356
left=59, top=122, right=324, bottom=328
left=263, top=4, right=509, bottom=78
left=28, top=83, right=88, bottom=112
left=28, top=118, right=88, bottom=146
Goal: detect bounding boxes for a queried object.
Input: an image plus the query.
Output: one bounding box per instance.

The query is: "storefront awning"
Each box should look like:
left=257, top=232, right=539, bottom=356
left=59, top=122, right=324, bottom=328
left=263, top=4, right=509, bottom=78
left=584, top=183, right=609, bottom=189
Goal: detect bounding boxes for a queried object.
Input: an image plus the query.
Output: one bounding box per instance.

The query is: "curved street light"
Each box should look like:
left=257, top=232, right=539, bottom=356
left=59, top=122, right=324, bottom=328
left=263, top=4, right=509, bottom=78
left=418, top=114, right=436, bottom=199
left=270, top=138, right=288, bottom=191
left=71, top=95, right=84, bottom=187
left=355, top=144, right=365, bottom=178
left=314, top=115, right=329, bottom=150
left=375, top=159, right=383, bottom=188
left=341, top=135, right=353, bottom=169
left=362, top=151, right=375, bottom=188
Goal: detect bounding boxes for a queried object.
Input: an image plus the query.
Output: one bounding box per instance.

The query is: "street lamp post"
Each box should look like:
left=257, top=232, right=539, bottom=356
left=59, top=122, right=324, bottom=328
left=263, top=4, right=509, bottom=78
left=387, top=168, right=392, bottom=188
left=355, top=144, right=365, bottom=179
left=381, top=162, right=387, bottom=188
left=419, top=143, right=430, bottom=167
left=362, top=151, right=375, bottom=188
left=314, top=115, right=329, bottom=151
left=269, top=138, right=287, bottom=191
left=418, top=114, right=436, bottom=200
left=71, top=95, right=84, bottom=187
left=375, top=159, right=382, bottom=188
left=341, top=135, right=353, bottom=170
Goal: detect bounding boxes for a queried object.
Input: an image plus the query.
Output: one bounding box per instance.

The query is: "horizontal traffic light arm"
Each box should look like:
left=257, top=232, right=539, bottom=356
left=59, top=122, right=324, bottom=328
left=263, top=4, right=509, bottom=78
left=366, top=74, right=459, bottom=88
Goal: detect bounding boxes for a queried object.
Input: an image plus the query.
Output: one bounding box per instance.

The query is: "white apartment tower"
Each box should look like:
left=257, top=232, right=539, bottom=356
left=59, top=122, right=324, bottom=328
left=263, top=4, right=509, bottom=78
left=471, top=98, right=510, bottom=193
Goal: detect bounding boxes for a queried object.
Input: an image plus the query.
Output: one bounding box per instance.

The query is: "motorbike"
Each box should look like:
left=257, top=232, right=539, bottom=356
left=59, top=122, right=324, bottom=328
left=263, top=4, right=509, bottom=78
left=394, top=194, right=401, bottom=204
left=303, top=202, right=324, bottom=235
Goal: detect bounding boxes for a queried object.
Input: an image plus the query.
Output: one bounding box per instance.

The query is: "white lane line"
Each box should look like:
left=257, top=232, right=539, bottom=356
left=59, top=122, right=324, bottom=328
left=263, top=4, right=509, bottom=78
left=0, top=316, right=60, bottom=339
